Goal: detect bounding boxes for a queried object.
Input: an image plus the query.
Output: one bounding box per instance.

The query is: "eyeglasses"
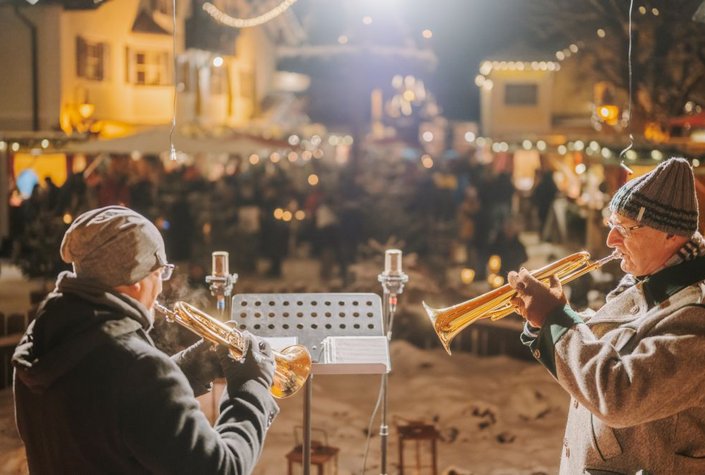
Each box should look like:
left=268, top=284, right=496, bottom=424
left=159, top=264, right=175, bottom=281
left=606, top=218, right=643, bottom=238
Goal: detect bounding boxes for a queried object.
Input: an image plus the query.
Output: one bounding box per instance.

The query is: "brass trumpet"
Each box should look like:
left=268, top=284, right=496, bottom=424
left=154, top=301, right=312, bottom=399
left=424, top=251, right=620, bottom=355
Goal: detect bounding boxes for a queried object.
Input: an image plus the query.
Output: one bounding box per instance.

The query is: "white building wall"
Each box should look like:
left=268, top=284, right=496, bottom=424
left=481, top=69, right=553, bottom=137
left=59, top=0, right=180, bottom=126
left=0, top=5, right=63, bottom=131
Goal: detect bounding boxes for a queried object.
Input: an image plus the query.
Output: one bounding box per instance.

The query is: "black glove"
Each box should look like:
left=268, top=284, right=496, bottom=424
left=171, top=339, right=224, bottom=397
left=217, top=332, right=275, bottom=391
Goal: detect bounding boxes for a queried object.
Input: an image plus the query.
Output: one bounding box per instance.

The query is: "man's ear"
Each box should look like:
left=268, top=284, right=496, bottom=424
left=114, top=281, right=142, bottom=299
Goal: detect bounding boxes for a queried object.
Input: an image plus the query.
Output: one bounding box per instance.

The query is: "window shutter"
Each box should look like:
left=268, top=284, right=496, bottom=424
left=76, top=36, right=86, bottom=78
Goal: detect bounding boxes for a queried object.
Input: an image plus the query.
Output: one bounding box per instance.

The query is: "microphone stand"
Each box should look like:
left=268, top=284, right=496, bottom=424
left=377, top=266, right=408, bottom=475
left=205, top=252, right=238, bottom=422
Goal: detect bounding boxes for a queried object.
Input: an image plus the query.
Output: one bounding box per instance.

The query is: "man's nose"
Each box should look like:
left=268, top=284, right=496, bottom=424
left=606, top=227, right=623, bottom=247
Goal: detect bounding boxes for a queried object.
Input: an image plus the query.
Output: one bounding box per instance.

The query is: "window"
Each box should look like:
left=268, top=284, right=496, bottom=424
left=126, top=47, right=171, bottom=86
left=504, top=84, right=538, bottom=106
left=76, top=36, right=109, bottom=81
left=150, top=0, right=172, bottom=15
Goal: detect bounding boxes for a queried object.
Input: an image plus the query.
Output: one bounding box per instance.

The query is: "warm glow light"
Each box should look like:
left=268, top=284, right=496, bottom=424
left=403, top=90, right=416, bottom=102
left=0, top=141, right=6, bottom=151
left=338, top=35, right=348, bottom=45
left=479, top=61, right=492, bottom=75
left=203, top=0, right=299, bottom=28
left=78, top=103, right=95, bottom=119
left=288, top=134, right=300, bottom=146
left=488, top=255, right=502, bottom=274
left=362, top=15, right=372, bottom=25
left=11, top=142, right=20, bottom=152
left=464, top=131, right=476, bottom=143
left=212, top=56, right=224, bottom=67
left=460, top=268, right=476, bottom=285
left=295, top=210, right=306, bottom=221
left=307, top=174, right=319, bottom=186
left=202, top=222, right=212, bottom=237
left=693, top=159, right=700, bottom=167
left=651, top=150, right=664, bottom=160
left=422, top=131, right=434, bottom=142
left=575, top=163, right=587, bottom=174
left=522, top=140, right=532, bottom=150
left=274, top=208, right=284, bottom=220
left=597, top=105, right=619, bottom=124
left=421, top=154, right=433, bottom=168
left=597, top=28, right=606, bottom=38
left=625, top=150, right=638, bottom=161
left=249, top=154, right=260, bottom=165
left=41, top=139, right=49, bottom=149
left=558, top=145, right=568, bottom=155
left=62, top=213, right=73, bottom=224
left=270, top=152, right=281, bottom=163
left=488, top=273, right=505, bottom=288
left=282, top=210, right=293, bottom=222
left=288, top=151, right=298, bottom=162
left=422, top=29, right=432, bottom=39
left=474, top=75, right=486, bottom=87
left=537, top=140, right=547, bottom=151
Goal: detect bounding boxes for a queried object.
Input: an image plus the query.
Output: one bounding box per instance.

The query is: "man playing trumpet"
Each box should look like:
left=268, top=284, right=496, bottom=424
left=13, top=206, right=278, bottom=474
left=508, top=157, right=705, bottom=474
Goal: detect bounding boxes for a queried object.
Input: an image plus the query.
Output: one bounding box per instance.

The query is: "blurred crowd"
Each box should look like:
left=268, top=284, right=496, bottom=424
left=5, top=147, right=573, bottom=288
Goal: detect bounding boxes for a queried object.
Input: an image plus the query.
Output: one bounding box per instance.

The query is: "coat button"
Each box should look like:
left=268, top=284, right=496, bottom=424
left=563, top=438, right=570, bottom=457
left=573, top=399, right=579, bottom=409
left=630, top=305, right=639, bottom=314
left=533, top=349, right=541, bottom=358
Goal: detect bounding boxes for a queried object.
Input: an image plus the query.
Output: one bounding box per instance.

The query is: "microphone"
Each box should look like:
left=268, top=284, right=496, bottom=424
left=205, top=251, right=238, bottom=315
left=378, top=248, right=409, bottom=335
left=384, top=249, right=403, bottom=276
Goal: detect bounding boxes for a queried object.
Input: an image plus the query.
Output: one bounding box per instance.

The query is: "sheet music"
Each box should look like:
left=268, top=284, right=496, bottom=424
left=322, top=336, right=390, bottom=372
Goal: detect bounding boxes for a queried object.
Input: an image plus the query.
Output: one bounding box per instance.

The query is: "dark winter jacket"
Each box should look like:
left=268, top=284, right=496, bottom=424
left=12, top=272, right=278, bottom=475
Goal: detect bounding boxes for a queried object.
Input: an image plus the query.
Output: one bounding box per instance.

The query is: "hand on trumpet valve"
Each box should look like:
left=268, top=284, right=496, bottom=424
left=217, top=332, right=276, bottom=391
left=508, top=268, right=567, bottom=328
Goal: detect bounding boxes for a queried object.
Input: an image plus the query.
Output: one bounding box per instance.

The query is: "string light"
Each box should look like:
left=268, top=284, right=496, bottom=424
left=203, top=0, right=299, bottom=29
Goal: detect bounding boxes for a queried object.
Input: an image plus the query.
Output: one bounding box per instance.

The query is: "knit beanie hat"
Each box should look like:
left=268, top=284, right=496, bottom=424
left=60, top=206, right=167, bottom=287
left=609, top=157, right=699, bottom=236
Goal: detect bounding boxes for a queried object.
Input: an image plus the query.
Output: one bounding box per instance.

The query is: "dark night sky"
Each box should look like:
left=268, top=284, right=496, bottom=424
left=403, top=0, right=535, bottom=120
left=288, top=0, right=538, bottom=122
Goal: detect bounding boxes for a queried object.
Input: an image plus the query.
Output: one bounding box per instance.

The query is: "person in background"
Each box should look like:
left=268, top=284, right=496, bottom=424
left=508, top=157, right=705, bottom=474
left=13, top=206, right=278, bottom=474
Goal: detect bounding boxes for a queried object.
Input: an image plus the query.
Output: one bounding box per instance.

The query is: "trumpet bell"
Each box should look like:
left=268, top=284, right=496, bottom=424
left=271, top=345, right=312, bottom=399
left=424, top=251, right=618, bottom=355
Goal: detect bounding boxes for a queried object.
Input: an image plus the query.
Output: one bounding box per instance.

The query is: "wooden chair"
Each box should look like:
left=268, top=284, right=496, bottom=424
left=286, top=426, right=339, bottom=475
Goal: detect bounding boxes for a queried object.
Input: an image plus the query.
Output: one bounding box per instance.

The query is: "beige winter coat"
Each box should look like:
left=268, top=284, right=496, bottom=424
left=524, top=257, right=705, bottom=475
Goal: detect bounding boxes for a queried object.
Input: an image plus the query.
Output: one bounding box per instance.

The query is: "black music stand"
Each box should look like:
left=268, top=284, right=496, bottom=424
left=231, top=292, right=390, bottom=475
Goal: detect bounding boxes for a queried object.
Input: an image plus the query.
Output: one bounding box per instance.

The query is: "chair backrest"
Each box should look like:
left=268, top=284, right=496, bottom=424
left=293, top=425, right=329, bottom=448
